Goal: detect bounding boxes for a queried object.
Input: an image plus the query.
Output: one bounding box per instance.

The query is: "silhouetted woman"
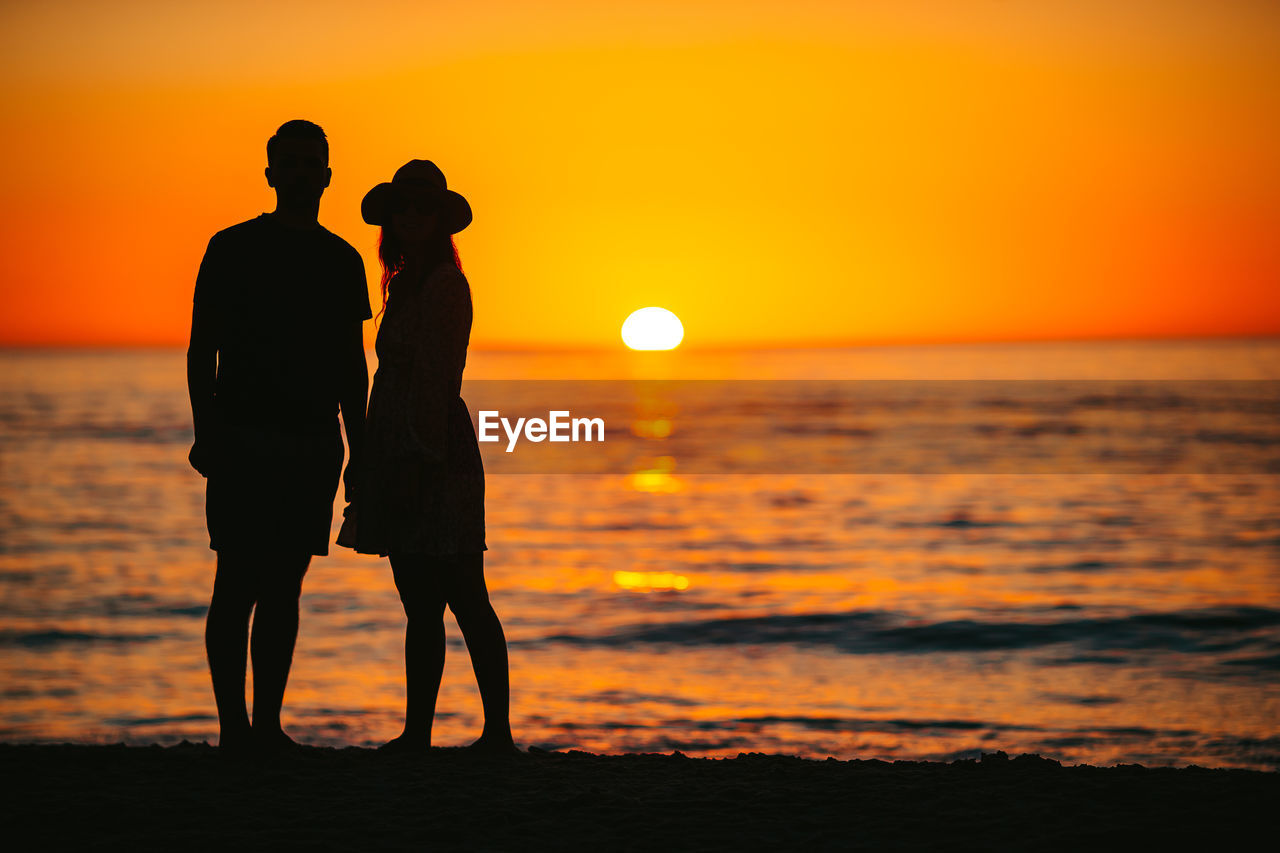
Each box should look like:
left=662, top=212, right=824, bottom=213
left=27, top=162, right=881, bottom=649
left=338, top=159, right=516, bottom=754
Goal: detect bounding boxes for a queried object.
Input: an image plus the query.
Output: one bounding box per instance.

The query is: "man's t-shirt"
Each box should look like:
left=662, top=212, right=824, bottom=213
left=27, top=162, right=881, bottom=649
left=193, top=213, right=373, bottom=431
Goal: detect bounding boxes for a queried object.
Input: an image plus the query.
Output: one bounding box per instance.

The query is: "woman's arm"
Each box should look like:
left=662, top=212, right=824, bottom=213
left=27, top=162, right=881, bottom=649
left=338, top=319, right=369, bottom=500
left=406, top=265, right=473, bottom=461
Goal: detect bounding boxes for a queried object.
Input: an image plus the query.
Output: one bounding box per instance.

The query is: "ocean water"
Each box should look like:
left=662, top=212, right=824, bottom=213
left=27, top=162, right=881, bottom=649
left=1, top=339, right=1278, bottom=769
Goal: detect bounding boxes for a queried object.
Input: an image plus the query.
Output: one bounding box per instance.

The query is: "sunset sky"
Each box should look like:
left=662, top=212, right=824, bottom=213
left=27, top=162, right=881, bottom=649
left=1, top=0, right=1277, bottom=349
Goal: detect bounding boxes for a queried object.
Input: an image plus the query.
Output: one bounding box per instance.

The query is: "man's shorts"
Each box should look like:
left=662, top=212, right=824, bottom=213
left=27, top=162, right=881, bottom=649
left=205, top=418, right=345, bottom=557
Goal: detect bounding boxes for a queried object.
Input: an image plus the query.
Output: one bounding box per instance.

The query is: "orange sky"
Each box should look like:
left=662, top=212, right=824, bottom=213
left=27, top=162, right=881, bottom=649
left=1, top=0, right=1278, bottom=349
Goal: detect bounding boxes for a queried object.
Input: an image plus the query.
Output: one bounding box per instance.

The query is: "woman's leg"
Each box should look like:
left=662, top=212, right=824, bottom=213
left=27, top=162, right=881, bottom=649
left=388, top=551, right=448, bottom=748
left=443, top=551, right=516, bottom=751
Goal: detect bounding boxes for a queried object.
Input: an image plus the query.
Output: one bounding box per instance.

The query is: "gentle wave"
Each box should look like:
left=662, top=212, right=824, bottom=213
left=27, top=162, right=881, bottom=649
left=529, top=606, right=1280, bottom=669
left=0, top=629, right=170, bottom=648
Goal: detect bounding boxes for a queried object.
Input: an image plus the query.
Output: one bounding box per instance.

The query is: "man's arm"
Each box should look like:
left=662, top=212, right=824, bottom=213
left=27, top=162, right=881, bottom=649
left=338, top=319, right=369, bottom=503
left=186, top=300, right=219, bottom=477
left=187, top=236, right=222, bottom=478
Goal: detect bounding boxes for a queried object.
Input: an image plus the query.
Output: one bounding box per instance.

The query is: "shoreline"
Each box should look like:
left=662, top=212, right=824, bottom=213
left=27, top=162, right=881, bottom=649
left=3, top=743, right=1275, bottom=850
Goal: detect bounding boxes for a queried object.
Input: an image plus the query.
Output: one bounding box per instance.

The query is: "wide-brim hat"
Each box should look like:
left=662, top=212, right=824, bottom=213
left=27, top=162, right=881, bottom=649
left=361, top=159, right=472, bottom=233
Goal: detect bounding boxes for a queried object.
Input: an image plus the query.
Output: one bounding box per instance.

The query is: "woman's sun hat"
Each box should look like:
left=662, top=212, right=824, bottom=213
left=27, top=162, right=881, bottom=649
left=361, top=159, right=472, bottom=233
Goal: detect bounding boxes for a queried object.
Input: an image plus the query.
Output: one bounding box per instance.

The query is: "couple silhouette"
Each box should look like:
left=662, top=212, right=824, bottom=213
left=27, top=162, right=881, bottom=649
left=186, top=119, right=516, bottom=756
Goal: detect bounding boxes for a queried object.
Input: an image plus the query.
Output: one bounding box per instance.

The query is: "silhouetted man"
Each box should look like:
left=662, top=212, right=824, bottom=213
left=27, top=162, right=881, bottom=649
left=187, top=119, right=371, bottom=752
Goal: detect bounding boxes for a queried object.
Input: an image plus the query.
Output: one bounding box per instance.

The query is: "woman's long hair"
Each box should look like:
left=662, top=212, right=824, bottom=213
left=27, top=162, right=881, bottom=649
left=374, top=227, right=464, bottom=326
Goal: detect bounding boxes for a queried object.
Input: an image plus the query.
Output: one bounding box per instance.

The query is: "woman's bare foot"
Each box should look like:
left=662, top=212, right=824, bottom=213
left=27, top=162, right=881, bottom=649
left=379, top=731, right=432, bottom=754
left=465, top=733, right=522, bottom=757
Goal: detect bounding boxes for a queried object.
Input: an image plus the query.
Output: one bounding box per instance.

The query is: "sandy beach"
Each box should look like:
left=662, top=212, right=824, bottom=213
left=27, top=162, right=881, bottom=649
left=2, top=743, right=1274, bottom=851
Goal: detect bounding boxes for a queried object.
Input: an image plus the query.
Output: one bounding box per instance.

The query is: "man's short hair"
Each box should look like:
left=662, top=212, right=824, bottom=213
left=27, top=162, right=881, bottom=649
left=267, top=120, right=329, bottom=165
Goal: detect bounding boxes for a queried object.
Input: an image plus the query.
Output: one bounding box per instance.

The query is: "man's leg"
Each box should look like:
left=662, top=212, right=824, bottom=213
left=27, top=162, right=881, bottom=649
left=205, top=550, right=255, bottom=749
left=249, top=550, right=311, bottom=747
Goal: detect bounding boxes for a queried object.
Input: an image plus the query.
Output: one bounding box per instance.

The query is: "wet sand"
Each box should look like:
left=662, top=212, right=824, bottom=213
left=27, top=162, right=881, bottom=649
left=2, top=743, right=1274, bottom=850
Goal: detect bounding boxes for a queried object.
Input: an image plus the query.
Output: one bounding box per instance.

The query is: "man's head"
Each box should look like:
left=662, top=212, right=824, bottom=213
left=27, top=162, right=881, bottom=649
left=265, top=119, right=331, bottom=205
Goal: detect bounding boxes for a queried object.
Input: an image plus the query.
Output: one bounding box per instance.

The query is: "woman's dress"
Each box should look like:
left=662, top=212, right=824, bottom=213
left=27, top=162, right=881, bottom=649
left=349, top=260, right=487, bottom=556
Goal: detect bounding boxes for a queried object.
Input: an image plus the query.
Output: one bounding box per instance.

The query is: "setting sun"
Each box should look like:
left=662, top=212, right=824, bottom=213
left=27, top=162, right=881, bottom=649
left=621, top=307, right=684, bottom=351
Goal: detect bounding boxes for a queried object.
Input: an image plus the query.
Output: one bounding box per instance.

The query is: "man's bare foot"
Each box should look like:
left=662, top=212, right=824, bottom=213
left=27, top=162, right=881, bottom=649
left=379, top=732, right=432, bottom=754
left=217, top=727, right=253, bottom=755
left=252, top=727, right=301, bottom=754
